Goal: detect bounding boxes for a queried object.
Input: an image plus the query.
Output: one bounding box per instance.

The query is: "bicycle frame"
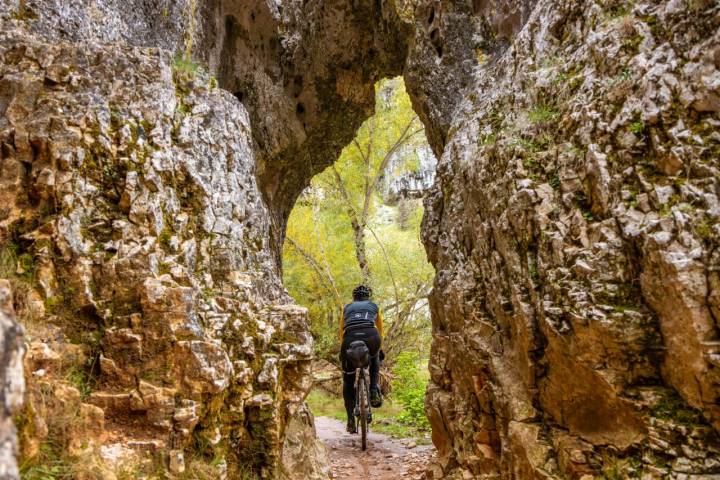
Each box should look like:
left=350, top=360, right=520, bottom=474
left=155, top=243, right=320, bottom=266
left=354, top=366, right=371, bottom=450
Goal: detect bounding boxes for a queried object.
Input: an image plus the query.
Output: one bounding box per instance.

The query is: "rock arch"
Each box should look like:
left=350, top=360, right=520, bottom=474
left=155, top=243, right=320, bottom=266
left=207, top=1, right=720, bottom=477
left=1, top=0, right=719, bottom=478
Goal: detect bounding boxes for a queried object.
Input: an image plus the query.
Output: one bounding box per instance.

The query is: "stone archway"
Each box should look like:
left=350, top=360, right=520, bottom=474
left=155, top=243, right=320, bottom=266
left=205, top=1, right=720, bottom=477
left=2, top=0, right=720, bottom=478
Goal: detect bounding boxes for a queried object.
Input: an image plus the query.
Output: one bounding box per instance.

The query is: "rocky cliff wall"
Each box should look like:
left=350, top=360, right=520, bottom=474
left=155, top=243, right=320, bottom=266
left=421, top=0, right=720, bottom=477
left=0, top=12, right=318, bottom=477
left=1, top=0, right=719, bottom=479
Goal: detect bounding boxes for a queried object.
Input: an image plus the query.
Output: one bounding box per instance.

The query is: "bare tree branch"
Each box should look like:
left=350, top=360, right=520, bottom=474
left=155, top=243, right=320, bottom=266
left=331, top=165, right=371, bottom=283
left=353, top=138, right=368, bottom=165
left=310, top=198, right=342, bottom=309
left=366, top=223, right=400, bottom=310
left=384, top=288, right=431, bottom=311
left=368, top=116, right=420, bottom=197
left=286, top=237, right=337, bottom=298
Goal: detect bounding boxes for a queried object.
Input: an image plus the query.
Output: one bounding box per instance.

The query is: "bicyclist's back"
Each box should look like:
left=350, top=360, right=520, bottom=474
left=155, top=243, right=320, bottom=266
left=341, top=299, right=383, bottom=337
left=339, top=286, right=384, bottom=433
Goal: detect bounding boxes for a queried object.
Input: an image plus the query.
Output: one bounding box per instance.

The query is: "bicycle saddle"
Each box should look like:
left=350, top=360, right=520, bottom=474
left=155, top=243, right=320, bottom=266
left=346, top=340, right=370, bottom=368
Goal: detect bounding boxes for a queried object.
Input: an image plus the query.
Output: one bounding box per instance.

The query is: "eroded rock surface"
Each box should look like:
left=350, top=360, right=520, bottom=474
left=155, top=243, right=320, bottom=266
left=0, top=19, right=314, bottom=478
left=1, top=0, right=719, bottom=478
left=279, top=404, right=331, bottom=480
left=0, top=281, right=24, bottom=480
left=421, top=0, right=720, bottom=477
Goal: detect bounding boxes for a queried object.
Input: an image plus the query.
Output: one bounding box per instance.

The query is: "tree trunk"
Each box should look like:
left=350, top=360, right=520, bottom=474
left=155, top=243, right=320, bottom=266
left=350, top=217, right=371, bottom=285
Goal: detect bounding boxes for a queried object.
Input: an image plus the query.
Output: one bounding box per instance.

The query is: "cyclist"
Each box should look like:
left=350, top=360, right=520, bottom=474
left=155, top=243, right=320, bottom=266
left=339, top=285, right=384, bottom=433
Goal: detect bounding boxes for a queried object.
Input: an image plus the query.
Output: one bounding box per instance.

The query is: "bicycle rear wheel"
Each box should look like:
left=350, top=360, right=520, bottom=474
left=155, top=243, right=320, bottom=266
left=359, top=374, right=368, bottom=451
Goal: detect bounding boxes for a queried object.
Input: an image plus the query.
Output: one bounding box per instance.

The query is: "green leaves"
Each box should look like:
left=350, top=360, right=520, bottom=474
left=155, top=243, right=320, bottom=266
left=391, top=351, right=430, bottom=430
left=282, top=77, right=433, bottom=361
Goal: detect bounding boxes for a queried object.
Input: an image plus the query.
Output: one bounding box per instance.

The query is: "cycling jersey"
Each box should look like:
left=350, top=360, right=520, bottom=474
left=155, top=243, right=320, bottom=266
left=339, top=300, right=383, bottom=340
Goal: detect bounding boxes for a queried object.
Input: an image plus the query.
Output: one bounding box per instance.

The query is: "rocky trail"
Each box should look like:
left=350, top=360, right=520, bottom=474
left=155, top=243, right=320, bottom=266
left=315, top=416, right=433, bottom=479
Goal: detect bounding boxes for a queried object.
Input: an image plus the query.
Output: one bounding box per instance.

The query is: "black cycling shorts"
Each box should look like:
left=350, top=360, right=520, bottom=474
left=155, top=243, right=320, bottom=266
left=340, top=326, right=380, bottom=371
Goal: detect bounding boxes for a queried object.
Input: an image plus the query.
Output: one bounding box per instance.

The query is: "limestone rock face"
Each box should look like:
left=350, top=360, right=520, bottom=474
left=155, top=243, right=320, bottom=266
left=2, top=0, right=720, bottom=478
left=0, top=17, right=316, bottom=478
left=419, top=0, right=720, bottom=477
left=0, top=281, right=24, bottom=480
left=279, top=404, right=332, bottom=480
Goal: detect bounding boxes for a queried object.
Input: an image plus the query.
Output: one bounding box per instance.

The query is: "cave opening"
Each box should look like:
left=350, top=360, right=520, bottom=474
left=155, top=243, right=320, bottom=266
left=281, top=77, right=436, bottom=440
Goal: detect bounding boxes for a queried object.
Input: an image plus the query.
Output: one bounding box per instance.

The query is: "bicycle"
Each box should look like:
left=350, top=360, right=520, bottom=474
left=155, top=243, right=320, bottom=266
left=353, top=364, right=372, bottom=450
left=345, top=339, right=373, bottom=450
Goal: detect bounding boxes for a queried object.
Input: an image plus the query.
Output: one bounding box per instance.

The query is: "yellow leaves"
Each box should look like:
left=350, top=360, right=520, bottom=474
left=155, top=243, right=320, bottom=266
left=282, top=77, right=433, bottom=359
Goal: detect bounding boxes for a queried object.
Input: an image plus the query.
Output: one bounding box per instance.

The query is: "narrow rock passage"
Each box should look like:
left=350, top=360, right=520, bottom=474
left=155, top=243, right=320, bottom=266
left=315, top=416, right=432, bottom=479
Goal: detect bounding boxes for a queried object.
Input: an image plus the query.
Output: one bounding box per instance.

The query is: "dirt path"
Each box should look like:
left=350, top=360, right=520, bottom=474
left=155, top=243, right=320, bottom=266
left=315, top=416, right=432, bottom=479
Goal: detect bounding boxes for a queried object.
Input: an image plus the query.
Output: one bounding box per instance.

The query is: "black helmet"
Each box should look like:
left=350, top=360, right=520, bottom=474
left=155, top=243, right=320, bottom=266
left=352, top=285, right=371, bottom=300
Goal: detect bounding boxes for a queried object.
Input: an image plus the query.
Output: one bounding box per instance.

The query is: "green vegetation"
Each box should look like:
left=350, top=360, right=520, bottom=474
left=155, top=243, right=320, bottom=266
left=19, top=400, right=86, bottom=480
left=511, top=137, right=541, bottom=152
left=307, top=375, right=431, bottom=441
left=694, top=218, right=717, bottom=241
left=179, top=455, right=226, bottom=480
left=283, top=78, right=434, bottom=364
left=0, top=241, right=20, bottom=278
left=601, top=455, right=642, bottom=480
left=20, top=444, right=73, bottom=480
left=173, top=55, right=201, bottom=78
left=629, top=120, right=645, bottom=134
left=306, top=390, right=347, bottom=422
left=391, top=351, right=430, bottom=430
left=0, top=241, right=37, bottom=283
left=158, top=226, right=173, bottom=251
left=687, top=0, right=709, bottom=12
left=553, top=71, right=568, bottom=84
left=623, top=34, right=643, bottom=54
left=529, top=105, right=559, bottom=124
left=549, top=174, right=560, bottom=190
left=17, top=252, right=35, bottom=279
left=285, top=78, right=434, bottom=437
left=477, top=131, right=498, bottom=147
left=305, top=344, right=433, bottom=438
left=65, top=361, right=98, bottom=401
left=652, top=389, right=703, bottom=425
left=523, top=157, right=539, bottom=170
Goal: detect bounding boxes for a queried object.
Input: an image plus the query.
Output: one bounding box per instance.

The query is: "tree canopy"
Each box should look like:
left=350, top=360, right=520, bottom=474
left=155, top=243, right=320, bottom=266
left=283, top=78, right=434, bottom=362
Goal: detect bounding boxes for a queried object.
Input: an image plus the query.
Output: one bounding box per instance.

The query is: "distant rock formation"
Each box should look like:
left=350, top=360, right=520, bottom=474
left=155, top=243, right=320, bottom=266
left=383, top=144, right=437, bottom=203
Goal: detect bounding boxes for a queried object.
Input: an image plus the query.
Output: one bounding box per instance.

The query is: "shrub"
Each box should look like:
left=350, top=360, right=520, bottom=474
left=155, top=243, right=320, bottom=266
left=0, top=242, right=18, bottom=278
left=391, top=351, right=430, bottom=430
left=629, top=120, right=645, bottom=134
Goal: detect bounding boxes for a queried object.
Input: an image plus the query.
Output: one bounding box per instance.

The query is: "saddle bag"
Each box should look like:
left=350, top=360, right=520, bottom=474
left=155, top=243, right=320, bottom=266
left=345, top=340, right=370, bottom=369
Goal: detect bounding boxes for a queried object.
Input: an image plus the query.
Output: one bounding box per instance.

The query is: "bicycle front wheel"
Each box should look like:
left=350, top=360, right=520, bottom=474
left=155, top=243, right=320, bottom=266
left=359, top=375, right=368, bottom=451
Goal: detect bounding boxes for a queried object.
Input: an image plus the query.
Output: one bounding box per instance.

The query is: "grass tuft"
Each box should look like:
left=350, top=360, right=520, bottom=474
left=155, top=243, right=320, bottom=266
left=529, top=105, right=559, bottom=124
left=173, top=55, right=200, bottom=78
